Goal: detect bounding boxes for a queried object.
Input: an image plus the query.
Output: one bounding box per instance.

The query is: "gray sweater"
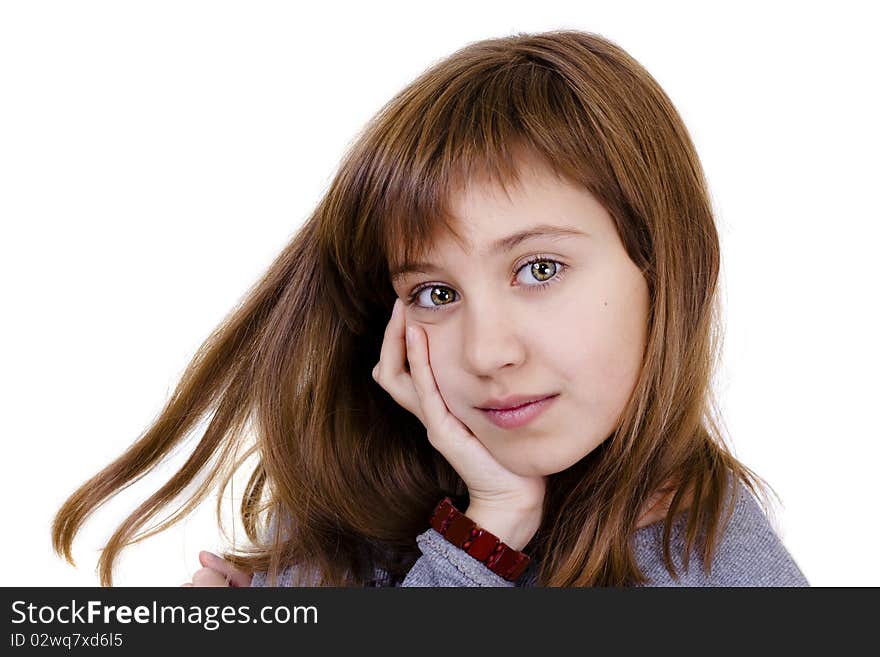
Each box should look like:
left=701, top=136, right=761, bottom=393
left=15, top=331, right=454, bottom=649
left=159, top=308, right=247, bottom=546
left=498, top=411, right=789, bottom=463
left=251, top=482, right=809, bottom=587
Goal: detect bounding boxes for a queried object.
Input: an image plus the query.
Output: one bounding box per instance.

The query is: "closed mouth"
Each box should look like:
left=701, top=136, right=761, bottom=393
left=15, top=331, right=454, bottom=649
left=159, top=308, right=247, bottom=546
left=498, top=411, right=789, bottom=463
left=481, top=393, right=558, bottom=411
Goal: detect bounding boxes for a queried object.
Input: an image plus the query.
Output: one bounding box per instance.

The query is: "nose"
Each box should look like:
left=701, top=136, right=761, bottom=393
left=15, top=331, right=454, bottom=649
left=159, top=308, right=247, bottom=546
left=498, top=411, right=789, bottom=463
left=460, top=301, right=527, bottom=377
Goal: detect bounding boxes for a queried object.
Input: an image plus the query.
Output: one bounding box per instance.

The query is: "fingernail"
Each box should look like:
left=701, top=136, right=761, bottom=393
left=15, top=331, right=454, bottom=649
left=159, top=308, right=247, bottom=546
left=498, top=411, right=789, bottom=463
left=391, top=299, right=401, bottom=316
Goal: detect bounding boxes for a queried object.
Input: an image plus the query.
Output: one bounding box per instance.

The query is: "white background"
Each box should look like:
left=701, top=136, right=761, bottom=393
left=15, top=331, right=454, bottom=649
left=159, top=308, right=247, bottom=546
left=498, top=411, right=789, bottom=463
left=2, top=1, right=877, bottom=587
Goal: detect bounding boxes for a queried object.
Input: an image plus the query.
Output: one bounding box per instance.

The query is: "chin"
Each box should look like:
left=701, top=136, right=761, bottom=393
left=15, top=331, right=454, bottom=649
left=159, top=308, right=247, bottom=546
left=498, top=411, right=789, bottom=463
left=499, top=457, right=560, bottom=478
left=508, top=449, right=585, bottom=478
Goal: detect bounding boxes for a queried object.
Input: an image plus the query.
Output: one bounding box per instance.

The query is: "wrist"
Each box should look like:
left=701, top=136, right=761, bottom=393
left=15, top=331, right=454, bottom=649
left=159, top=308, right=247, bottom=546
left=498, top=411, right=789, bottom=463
left=463, top=503, right=542, bottom=552
left=429, top=497, right=533, bottom=581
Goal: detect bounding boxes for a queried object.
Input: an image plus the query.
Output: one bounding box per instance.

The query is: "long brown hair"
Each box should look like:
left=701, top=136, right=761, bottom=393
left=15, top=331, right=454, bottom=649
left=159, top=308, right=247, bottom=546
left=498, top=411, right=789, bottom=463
left=52, top=29, right=779, bottom=586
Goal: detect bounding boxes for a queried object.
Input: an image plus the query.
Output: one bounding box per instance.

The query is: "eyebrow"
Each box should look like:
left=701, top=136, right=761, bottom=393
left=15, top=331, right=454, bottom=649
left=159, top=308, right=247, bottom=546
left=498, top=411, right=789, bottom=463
left=390, top=224, right=588, bottom=282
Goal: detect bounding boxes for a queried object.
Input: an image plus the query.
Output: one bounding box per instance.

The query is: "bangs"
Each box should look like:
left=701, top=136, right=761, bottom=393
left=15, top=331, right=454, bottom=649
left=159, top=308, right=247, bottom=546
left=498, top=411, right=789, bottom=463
left=363, top=55, right=602, bottom=283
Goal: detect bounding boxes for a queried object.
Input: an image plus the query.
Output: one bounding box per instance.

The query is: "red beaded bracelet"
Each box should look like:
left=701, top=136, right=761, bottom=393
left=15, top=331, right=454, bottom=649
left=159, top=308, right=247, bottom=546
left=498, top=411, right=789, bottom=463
left=429, top=496, right=531, bottom=582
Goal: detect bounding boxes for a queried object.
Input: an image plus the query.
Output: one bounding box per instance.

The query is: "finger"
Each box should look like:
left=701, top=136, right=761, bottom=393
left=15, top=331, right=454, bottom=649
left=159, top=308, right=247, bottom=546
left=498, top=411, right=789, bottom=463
left=199, top=551, right=252, bottom=587
left=374, top=299, right=406, bottom=379
left=191, top=566, right=230, bottom=587
left=373, top=299, right=420, bottom=415
left=198, top=551, right=251, bottom=587
left=405, top=324, right=463, bottom=439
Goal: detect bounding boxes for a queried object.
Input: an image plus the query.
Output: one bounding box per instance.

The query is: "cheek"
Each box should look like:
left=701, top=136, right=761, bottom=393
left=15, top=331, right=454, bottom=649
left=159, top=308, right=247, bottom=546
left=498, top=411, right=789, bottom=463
left=552, top=296, right=647, bottom=406
left=540, top=304, right=595, bottom=379
left=420, top=326, right=484, bottom=420
left=418, top=326, right=458, bottom=394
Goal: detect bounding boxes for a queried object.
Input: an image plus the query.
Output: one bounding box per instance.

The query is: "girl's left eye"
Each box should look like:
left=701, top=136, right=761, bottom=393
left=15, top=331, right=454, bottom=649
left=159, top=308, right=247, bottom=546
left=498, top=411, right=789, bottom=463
left=405, top=256, right=567, bottom=312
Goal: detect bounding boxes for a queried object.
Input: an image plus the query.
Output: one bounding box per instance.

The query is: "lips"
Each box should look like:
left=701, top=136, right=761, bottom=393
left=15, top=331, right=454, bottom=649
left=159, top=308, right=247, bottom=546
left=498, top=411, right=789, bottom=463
left=479, top=394, right=559, bottom=430
left=477, top=393, right=557, bottom=411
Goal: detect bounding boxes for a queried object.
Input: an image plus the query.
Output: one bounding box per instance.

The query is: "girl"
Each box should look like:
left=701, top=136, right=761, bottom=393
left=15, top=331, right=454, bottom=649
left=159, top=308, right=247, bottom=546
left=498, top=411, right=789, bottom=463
left=53, top=29, right=808, bottom=587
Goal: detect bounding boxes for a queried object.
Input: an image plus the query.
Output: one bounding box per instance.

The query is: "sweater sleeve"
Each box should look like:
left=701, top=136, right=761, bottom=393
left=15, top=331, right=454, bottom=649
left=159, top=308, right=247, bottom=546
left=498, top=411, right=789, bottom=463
left=250, top=566, right=305, bottom=587
left=397, top=528, right=517, bottom=587
left=631, top=482, right=810, bottom=587
left=249, top=528, right=519, bottom=587
left=705, top=488, right=810, bottom=587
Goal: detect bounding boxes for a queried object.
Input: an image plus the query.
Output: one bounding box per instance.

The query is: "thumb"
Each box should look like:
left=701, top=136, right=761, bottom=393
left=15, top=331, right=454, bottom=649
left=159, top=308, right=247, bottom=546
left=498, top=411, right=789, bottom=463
left=199, top=551, right=253, bottom=587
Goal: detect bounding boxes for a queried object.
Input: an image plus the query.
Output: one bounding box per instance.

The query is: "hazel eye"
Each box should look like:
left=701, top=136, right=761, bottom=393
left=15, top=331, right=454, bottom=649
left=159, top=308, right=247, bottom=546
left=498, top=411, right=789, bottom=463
left=516, top=259, right=559, bottom=285
left=412, top=285, right=456, bottom=310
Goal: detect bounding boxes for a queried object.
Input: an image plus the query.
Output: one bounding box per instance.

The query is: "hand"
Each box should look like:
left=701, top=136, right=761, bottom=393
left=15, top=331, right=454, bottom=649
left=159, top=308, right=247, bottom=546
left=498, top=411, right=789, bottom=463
left=372, top=299, right=546, bottom=545
left=180, top=551, right=253, bottom=588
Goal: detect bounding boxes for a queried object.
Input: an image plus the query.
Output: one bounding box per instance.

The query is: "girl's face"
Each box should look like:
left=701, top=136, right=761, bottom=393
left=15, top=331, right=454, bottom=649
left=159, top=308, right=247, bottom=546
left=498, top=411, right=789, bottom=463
left=391, top=155, right=650, bottom=477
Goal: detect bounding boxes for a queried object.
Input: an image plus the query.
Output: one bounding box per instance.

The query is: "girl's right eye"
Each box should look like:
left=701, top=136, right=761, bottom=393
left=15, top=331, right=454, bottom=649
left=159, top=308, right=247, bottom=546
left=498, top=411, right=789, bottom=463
left=406, top=285, right=457, bottom=313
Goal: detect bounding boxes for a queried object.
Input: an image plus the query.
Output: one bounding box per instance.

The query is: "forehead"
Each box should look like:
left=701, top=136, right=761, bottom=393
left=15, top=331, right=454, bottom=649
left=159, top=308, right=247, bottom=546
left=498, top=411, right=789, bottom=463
left=384, top=148, right=598, bottom=279
left=389, top=222, right=588, bottom=282
left=447, top=165, right=588, bottom=240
